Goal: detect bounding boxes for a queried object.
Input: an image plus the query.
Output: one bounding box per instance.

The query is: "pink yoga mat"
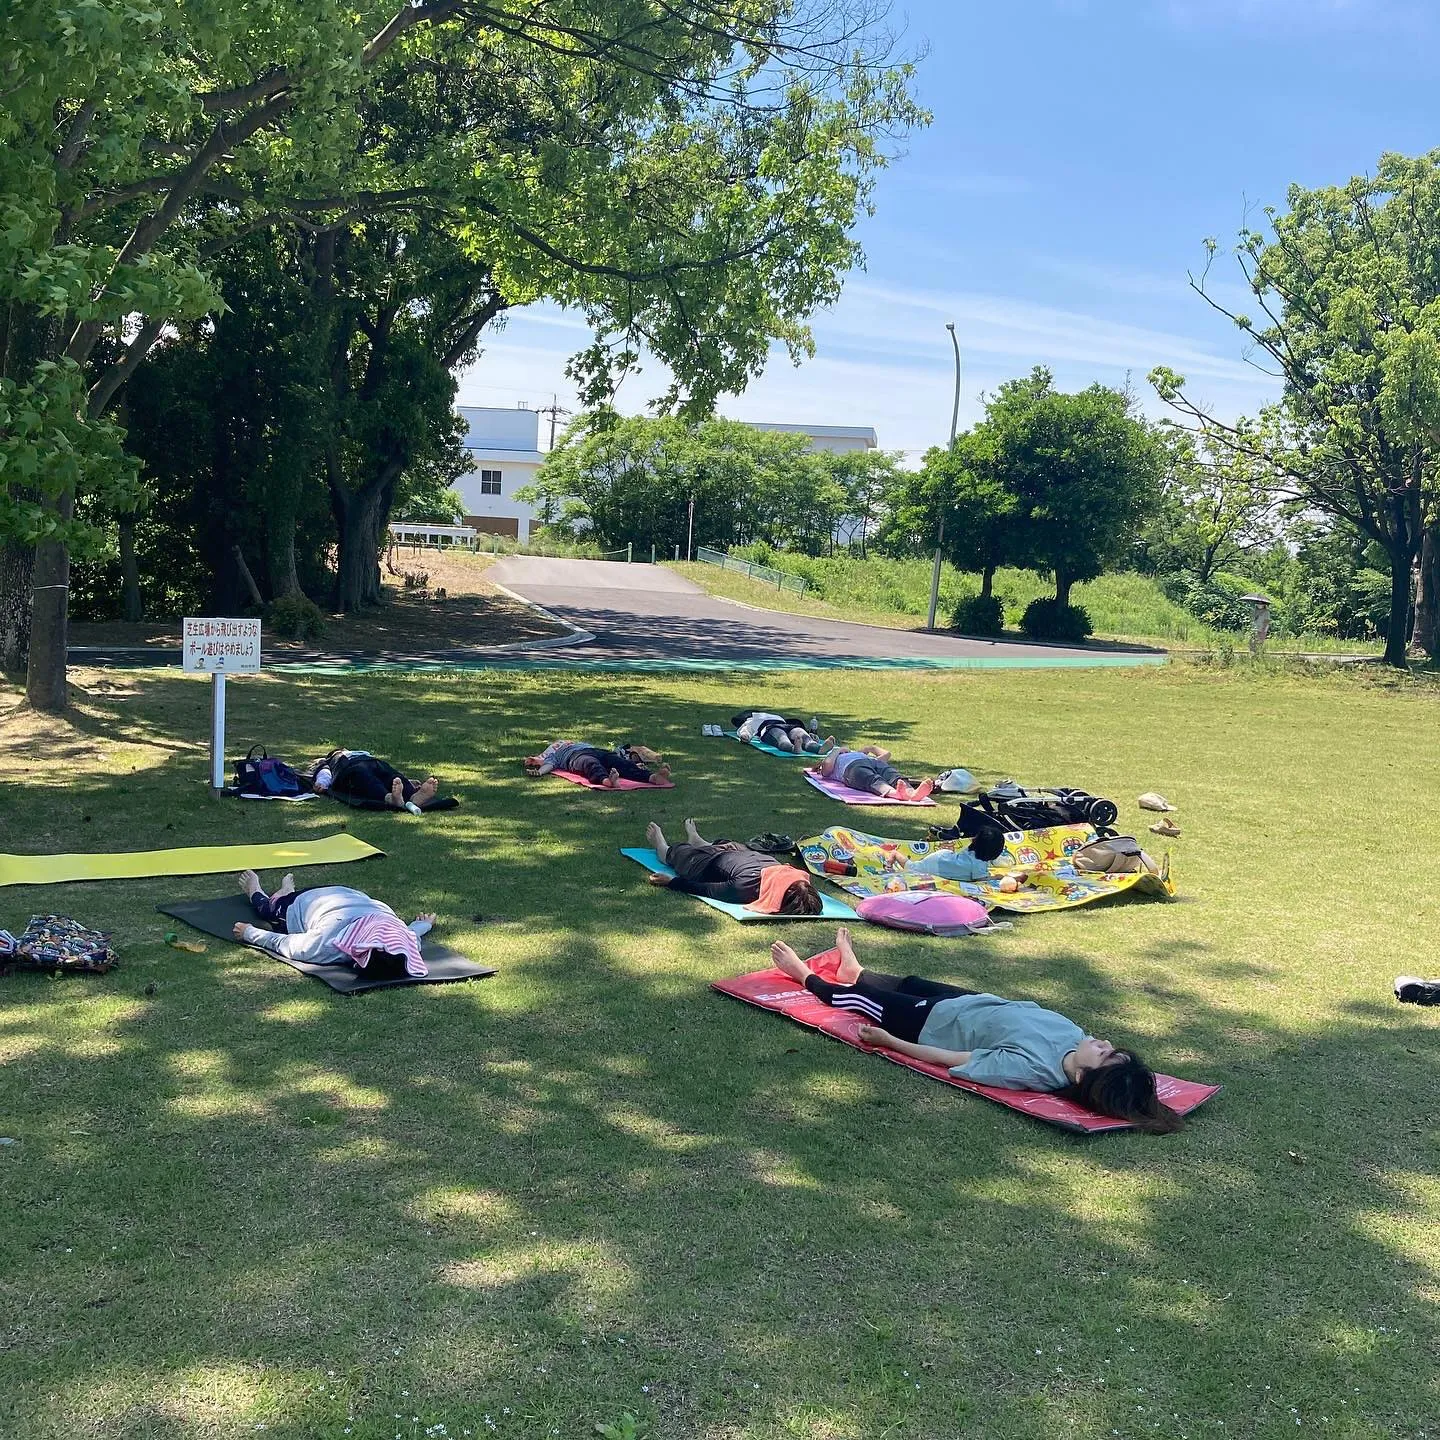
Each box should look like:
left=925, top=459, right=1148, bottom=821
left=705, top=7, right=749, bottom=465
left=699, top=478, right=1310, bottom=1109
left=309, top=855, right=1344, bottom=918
left=552, top=769, right=674, bottom=791
left=713, top=950, right=1219, bottom=1134
left=804, top=769, right=936, bottom=807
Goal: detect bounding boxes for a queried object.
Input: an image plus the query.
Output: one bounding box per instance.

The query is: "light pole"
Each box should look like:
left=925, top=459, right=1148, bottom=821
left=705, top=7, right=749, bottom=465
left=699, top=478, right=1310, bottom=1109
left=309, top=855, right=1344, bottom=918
left=926, top=322, right=962, bottom=629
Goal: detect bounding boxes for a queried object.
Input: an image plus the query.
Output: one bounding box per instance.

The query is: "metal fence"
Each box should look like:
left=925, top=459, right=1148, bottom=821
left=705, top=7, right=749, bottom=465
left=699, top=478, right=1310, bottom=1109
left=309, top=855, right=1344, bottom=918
left=695, top=545, right=809, bottom=594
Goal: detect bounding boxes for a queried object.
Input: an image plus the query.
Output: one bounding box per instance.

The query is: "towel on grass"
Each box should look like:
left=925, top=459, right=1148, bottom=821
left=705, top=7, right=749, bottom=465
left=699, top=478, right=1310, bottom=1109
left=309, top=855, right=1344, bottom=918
left=803, top=770, right=937, bottom=807
left=552, top=770, right=674, bottom=791
left=723, top=729, right=813, bottom=760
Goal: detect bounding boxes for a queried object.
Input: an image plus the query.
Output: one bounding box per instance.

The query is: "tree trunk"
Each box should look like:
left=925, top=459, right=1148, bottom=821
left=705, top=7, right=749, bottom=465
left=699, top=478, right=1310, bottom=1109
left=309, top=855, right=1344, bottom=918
left=1054, top=568, right=1073, bottom=609
left=1410, top=525, right=1440, bottom=657
left=118, top=514, right=143, bottom=622
left=333, top=487, right=387, bottom=612
left=1384, top=545, right=1413, bottom=667
left=273, top=522, right=302, bottom=598
left=232, top=546, right=265, bottom=608
left=0, top=540, right=34, bottom=674
left=980, top=565, right=995, bottom=601
left=26, top=523, right=72, bottom=713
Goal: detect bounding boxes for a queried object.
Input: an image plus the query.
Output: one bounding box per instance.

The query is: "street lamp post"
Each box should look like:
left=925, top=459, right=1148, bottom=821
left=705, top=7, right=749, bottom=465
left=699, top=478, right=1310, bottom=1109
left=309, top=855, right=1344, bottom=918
left=926, top=322, right=963, bottom=630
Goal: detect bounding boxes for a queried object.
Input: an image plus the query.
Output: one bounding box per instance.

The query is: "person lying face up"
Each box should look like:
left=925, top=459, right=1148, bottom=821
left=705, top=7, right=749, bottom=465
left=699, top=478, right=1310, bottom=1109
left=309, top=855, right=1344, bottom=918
left=643, top=819, right=823, bottom=915
left=310, top=749, right=444, bottom=814
left=524, top=739, right=672, bottom=788
left=770, top=927, right=1184, bottom=1134
left=732, top=710, right=835, bottom=754
left=817, top=745, right=934, bottom=801
left=233, top=870, right=435, bottom=977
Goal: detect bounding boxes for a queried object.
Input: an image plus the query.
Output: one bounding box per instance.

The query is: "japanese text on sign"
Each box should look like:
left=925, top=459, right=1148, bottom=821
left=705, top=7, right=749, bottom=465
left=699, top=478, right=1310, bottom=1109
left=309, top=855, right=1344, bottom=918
left=183, top=617, right=262, bottom=673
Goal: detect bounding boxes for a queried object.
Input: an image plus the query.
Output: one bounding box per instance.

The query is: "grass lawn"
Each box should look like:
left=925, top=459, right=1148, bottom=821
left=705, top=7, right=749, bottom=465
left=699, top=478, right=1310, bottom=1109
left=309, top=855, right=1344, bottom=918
left=1, top=661, right=1436, bottom=1440
left=668, top=563, right=1378, bottom=657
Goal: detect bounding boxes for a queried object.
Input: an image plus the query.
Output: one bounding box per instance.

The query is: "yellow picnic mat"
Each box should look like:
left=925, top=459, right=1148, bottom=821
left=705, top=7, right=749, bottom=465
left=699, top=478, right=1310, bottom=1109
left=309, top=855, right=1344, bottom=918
left=0, top=832, right=383, bottom=888
left=799, top=824, right=1173, bottom=913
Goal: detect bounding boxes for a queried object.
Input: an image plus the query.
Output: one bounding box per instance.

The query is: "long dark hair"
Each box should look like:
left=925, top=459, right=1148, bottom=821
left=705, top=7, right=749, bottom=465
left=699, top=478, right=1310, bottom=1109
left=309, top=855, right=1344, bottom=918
left=1072, top=1053, right=1185, bottom=1135
left=779, top=879, right=823, bottom=916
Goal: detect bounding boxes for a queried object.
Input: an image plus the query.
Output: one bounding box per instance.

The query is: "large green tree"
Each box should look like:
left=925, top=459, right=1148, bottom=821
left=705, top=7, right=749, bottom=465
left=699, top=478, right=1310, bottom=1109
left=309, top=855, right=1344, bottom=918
left=1153, top=149, right=1440, bottom=665
left=2, top=0, right=923, bottom=709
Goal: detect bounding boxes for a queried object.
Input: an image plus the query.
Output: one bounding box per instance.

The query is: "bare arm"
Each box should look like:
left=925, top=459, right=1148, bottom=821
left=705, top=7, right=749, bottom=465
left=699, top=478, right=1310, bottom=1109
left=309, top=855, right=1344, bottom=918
left=863, top=745, right=891, bottom=762
left=856, top=1024, right=971, bottom=1069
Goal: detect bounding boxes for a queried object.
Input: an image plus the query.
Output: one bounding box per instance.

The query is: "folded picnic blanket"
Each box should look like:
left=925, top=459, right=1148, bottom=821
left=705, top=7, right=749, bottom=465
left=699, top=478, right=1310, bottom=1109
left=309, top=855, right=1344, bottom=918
left=554, top=770, right=674, bottom=791
left=803, top=770, right=937, bottom=807
left=620, top=848, right=853, bottom=922
left=714, top=949, right=1218, bottom=1134
left=799, top=824, right=1174, bottom=914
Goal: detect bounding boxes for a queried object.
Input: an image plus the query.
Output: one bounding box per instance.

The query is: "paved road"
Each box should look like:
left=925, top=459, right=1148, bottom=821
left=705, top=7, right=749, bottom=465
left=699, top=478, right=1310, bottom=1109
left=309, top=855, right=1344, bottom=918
left=487, top=558, right=1161, bottom=668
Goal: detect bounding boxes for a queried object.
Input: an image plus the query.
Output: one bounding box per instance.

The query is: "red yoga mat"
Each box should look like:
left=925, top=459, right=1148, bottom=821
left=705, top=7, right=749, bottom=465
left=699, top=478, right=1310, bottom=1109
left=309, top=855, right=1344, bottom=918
left=552, top=769, right=674, bottom=791
left=713, top=950, right=1220, bottom=1134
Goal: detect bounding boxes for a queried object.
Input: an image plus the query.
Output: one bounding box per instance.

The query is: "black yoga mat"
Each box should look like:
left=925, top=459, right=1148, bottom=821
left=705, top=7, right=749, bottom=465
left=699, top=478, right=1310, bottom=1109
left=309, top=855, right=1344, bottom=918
left=158, top=895, right=496, bottom=994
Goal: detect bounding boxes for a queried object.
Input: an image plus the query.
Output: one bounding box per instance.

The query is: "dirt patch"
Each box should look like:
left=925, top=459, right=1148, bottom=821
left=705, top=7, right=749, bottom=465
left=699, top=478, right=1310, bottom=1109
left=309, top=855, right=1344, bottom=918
left=68, top=552, right=565, bottom=653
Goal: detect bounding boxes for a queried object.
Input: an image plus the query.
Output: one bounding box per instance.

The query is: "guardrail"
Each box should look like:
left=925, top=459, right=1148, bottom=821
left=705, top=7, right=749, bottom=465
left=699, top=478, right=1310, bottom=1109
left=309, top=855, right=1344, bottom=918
left=696, top=545, right=808, bottom=594
left=388, top=522, right=477, bottom=549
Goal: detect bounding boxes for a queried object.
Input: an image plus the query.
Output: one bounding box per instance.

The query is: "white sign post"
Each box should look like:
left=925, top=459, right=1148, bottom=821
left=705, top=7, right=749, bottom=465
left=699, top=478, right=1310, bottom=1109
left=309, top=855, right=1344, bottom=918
left=183, top=618, right=262, bottom=790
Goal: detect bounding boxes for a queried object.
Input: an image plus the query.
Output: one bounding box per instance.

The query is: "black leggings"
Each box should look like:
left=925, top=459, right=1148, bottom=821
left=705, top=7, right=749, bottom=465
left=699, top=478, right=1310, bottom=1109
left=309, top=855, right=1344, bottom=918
left=249, top=888, right=297, bottom=927
left=805, top=968, right=976, bottom=1043
left=568, top=748, right=654, bottom=785
left=332, top=755, right=417, bottom=806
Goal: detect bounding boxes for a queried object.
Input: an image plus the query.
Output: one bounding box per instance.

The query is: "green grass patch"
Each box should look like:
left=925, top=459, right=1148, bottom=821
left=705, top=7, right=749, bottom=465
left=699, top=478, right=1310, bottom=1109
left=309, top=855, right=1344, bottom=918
left=0, top=662, right=1436, bottom=1439
left=675, top=557, right=1377, bottom=654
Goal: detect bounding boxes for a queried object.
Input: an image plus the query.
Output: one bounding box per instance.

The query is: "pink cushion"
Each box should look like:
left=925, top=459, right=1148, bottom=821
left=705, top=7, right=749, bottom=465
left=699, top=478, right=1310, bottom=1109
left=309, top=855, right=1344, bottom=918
left=857, top=891, right=991, bottom=935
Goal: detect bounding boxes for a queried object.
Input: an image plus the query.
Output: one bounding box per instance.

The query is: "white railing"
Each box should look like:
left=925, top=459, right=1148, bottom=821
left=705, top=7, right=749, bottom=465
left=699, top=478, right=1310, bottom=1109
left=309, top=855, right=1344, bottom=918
left=388, top=523, right=478, bottom=549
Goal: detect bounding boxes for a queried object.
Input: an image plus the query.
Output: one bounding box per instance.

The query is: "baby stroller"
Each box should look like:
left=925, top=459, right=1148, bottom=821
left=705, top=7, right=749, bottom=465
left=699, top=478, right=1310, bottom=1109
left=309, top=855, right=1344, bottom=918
left=928, top=783, right=1119, bottom=846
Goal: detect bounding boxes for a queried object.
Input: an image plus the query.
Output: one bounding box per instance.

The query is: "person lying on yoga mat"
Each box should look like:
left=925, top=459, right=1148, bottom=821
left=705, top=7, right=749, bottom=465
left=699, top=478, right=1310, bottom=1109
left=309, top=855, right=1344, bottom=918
left=769, top=928, right=1184, bottom=1134
left=234, top=870, right=436, bottom=976
left=644, top=820, right=823, bottom=915
left=732, top=711, right=835, bottom=755
left=817, top=745, right=934, bottom=802
left=309, top=750, right=453, bottom=814
left=525, top=740, right=671, bottom=788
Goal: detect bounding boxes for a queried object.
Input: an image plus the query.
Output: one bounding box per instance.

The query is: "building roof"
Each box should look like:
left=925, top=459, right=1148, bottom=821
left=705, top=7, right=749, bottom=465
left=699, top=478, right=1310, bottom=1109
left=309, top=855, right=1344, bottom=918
left=463, top=445, right=544, bottom=467
left=744, top=421, right=878, bottom=446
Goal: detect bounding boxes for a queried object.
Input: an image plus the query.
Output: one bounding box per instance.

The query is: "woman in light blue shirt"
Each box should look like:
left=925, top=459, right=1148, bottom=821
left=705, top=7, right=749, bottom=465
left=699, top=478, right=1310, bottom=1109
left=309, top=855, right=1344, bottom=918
left=770, top=929, right=1184, bottom=1134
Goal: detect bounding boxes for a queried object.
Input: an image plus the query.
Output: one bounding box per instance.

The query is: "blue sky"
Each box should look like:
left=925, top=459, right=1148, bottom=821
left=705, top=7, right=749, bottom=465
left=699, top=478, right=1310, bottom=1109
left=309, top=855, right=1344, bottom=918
left=455, top=0, right=1440, bottom=461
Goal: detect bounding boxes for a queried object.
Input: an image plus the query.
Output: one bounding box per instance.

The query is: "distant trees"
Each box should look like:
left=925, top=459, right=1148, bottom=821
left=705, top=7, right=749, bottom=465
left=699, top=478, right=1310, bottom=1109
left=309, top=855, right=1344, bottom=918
left=884, top=368, right=1162, bottom=634
left=526, top=414, right=906, bottom=558
left=1, top=0, right=923, bottom=707
left=1153, top=149, right=1440, bottom=666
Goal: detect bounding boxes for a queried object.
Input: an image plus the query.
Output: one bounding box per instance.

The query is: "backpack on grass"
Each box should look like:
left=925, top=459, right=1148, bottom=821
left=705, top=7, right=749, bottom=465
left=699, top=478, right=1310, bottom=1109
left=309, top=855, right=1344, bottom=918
left=233, top=746, right=307, bottom=798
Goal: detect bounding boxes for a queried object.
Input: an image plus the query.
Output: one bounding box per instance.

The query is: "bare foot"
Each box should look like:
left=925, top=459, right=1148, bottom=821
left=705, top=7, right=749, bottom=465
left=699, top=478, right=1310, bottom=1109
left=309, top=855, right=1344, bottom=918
left=605, top=769, right=621, bottom=789
left=388, top=777, right=405, bottom=809
left=910, top=778, right=934, bottom=801
left=835, top=926, right=861, bottom=984
left=655, top=764, right=672, bottom=782
left=770, top=941, right=811, bottom=984
left=238, top=869, right=262, bottom=898
left=412, top=777, right=439, bottom=807
left=646, top=821, right=667, bottom=856
left=684, top=818, right=703, bottom=845
left=273, top=873, right=296, bottom=902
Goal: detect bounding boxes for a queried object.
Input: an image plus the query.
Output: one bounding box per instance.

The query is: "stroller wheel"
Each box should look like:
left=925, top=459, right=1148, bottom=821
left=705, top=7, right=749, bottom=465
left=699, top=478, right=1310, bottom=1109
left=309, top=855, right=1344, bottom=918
left=1087, top=798, right=1119, bottom=829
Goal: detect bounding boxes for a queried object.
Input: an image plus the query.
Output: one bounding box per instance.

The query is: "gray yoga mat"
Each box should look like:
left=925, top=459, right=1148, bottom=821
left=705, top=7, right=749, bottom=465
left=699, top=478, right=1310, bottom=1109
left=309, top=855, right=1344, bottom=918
left=158, top=894, right=495, bottom=994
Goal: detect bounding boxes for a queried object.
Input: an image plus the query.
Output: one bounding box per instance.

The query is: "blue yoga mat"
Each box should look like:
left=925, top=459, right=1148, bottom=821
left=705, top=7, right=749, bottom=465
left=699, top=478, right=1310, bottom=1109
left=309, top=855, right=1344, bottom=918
left=723, top=729, right=815, bottom=760
left=621, top=848, right=853, bottom=922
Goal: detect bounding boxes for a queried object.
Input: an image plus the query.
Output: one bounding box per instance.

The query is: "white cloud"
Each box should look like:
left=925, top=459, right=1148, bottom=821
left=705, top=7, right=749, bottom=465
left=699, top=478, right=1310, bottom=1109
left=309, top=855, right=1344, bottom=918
left=454, top=275, right=1280, bottom=457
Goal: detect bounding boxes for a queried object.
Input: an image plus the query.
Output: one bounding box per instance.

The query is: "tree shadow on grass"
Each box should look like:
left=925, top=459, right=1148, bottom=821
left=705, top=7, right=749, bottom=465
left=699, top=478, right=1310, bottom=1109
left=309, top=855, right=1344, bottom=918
left=2, top=911, right=1436, bottom=1439
left=3, top=669, right=1436, bottom=1438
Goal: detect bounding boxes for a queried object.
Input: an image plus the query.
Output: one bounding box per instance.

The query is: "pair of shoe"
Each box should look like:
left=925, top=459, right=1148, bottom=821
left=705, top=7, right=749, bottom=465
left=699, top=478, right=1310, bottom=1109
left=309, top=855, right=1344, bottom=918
left=701, top=723, right=725, bottom=737
left=1395, top=976, right=1440, bottom=1006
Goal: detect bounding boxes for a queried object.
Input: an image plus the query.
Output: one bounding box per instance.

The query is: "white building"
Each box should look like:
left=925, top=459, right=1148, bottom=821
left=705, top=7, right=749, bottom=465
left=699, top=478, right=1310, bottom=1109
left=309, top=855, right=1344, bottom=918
left=454, top=405, right=545, bottom=540
left=742, top=421, right=878, bottom=455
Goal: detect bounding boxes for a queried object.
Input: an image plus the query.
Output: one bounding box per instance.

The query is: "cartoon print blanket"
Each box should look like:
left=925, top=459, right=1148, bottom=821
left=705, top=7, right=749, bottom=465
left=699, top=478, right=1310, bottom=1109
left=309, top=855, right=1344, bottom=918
left=799, top=824, right=1174, bottom=914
